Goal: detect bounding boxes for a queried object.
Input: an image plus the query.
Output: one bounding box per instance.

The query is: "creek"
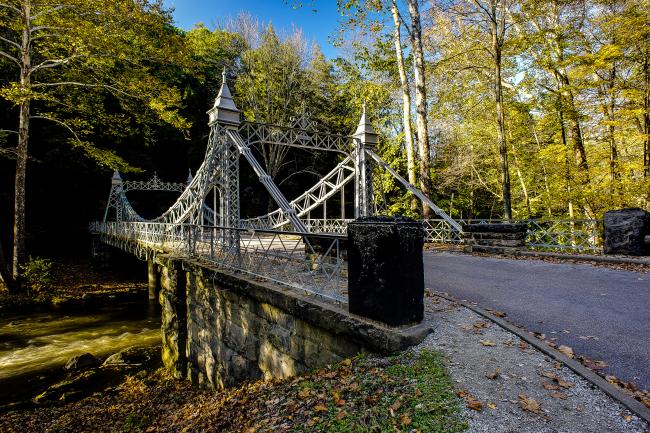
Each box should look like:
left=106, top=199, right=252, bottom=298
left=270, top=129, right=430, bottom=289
left=0, top=301, right=161, bottom=406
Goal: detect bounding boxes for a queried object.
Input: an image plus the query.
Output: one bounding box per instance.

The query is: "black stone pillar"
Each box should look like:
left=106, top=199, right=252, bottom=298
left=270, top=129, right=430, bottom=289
left=603, top=208, right=650, bottom=256
left=347, top=216, right=424, bottom=326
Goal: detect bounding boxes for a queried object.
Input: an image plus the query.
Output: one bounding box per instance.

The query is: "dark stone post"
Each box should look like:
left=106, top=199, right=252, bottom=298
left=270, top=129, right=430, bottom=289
left=603, top=208, right=650, bottom=256
left=347, top=216, right=424, bottom=327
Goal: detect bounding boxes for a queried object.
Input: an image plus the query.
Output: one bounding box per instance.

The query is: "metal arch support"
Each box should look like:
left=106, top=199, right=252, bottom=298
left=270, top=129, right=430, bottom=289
left=237, top=121, right=353, bottom=154
left=240, top=156, right=355, bottom=230
left=227, top=129, right=308, bottom=233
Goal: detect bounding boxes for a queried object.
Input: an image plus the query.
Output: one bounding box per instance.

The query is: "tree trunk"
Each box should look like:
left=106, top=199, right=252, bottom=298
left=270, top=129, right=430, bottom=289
left=508, top=128, right=530, bottom=217
left=558, top=107, right=575, bottom=219
left=555, top=70, right=593, bottom=217
left=491, top=2, right=512, bottom=220
left=407, top=0, right=433, bottom=218
left=391, top=0, right=418, bottom=214
left=13, top=0, right=32, bottom=283
left=643, top=38, right=650, bottom=180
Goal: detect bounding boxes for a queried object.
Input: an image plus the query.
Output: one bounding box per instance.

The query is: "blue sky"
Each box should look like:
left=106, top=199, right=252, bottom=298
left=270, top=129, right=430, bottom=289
left=162, top=0, right=342, bottom=58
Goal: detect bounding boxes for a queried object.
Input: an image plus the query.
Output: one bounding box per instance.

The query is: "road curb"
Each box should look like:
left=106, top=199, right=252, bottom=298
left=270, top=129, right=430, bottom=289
left=517, top=250, right=650, bottom=266
left=433, top=291, right=650, bottom=425
left=425, top=245, right=650, bottom=266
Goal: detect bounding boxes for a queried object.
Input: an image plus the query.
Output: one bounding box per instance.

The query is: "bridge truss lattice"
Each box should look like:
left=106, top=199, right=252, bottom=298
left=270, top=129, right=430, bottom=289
left=92, top=71, right=460, bottom=300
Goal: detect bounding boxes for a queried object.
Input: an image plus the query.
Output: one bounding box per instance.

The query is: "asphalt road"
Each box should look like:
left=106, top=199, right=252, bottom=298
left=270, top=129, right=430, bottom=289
left=423, top=251, right=650, bottom=390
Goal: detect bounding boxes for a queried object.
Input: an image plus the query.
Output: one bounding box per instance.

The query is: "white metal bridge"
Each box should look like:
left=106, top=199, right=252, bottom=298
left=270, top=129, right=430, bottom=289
left=90, top=71, right=460, bottom=301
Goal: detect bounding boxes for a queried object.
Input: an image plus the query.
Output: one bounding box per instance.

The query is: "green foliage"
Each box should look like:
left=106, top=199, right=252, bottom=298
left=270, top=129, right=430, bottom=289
left=292, top=350, right=467, bottom=433
left=19, top=256, right=53, bottom=293
left=0, top=0, right=192, bottom=171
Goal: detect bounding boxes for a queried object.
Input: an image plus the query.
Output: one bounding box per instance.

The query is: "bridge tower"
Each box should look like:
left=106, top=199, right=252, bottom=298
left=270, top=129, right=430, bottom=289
left=353, top=104, right=378, bottom=218
left=208, top=70, right=241, bottom=246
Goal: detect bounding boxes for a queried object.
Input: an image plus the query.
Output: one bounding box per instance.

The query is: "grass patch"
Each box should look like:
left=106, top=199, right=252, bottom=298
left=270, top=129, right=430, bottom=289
left=283, top=350, right=468, bottom=433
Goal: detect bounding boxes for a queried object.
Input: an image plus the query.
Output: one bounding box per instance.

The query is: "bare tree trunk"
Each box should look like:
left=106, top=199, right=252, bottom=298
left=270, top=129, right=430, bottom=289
left=491, top=0, right=512, bottom=220
left=391, top=0, right=418, bottom=214
left=12, top=0, right=32, bottom=283
left=641, top=35, right=650, bottom=209
left=407, top=0, right=433, bottom=218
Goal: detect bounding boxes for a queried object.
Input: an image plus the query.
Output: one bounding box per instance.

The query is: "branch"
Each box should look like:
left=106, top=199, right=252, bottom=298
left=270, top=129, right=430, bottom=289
left=30, top=56, right=78, bottom=73
left=31, top=115, right=82, bottom=142
left=31, top=32, right=63, bottom=41
left=0, top=49, right=19, bottom=65
left=0, top=129, right=18, bottom=134
left=31, top=5, right=71, bottom=20
left=0, top=2, right=20, bottom=14
left=32, top=81, right=138, bottom=99
left=278, top=168, right=320, bottom=186
left=30, top=26, right=66, bottom=33
left=471, top=163, right=500, bottom=197
left=0, top=147, right=18, bottom=159
left=0, top=35, right=20, bottom=50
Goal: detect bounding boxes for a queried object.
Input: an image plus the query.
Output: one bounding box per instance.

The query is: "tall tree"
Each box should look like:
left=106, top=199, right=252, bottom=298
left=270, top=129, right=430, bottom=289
left=407, top=0, right=434, bottom=218
left=390, top=0, right=418, bottom=213
left=0, top=0, right=189, bottom=286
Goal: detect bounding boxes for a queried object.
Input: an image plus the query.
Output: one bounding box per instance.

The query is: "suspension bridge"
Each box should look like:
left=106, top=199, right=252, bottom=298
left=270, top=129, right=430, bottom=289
left=90, top=71, right=460, bottom=301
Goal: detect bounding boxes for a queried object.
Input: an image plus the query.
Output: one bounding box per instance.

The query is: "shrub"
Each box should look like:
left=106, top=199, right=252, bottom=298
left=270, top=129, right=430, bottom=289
left=20, top=256, right=54, bottom=293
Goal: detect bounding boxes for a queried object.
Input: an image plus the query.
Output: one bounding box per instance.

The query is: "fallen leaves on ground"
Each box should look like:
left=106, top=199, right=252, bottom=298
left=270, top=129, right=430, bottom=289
left=605, top=375, right=650, bottom=409
left=486, top=309, right=507, bottom=318
left=519, top=340, right=530, bottom=351
left=485, top=368, right=501, bottom=380
left=518, top=394, right=544, bottom=416
left=539, top=371, right=574, bottom=389
left=0, top=351, right=469, bottom=433
left=549, top=392, right=567, bottom=400
left=456, top=390, right=483, bottom=411
left=557, top=345, right=574, bottom=358
left=473, top=321, right=490, bottom=332
left=480, top=339, right=496, bottom=347
left=576, top=356, right=608, bottom=370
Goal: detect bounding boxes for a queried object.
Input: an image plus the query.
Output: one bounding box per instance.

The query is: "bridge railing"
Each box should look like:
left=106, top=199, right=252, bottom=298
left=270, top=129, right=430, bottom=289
left=263, top=217, right=603, bottom=253
left=91, top=221, right=348, bottom=302
left=422, top=218, right=603, bottom=253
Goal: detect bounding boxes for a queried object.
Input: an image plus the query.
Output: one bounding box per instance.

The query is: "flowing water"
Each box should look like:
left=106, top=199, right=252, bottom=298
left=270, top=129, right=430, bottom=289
left=0, top=301, right=161, bottom=405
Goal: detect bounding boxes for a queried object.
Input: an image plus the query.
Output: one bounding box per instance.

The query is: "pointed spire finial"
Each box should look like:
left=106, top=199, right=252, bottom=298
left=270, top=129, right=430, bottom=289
left=354, top=101, right=378, bottom=146
left=208, top=67, right=241, bottom=126
left=187, top=168, right=193, bottom=183
left=111, top=170, right=123, bottom=184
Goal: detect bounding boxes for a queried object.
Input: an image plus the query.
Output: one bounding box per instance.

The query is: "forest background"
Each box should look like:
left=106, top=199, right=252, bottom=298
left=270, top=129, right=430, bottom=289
left=0, top=0, right=648, bottom=285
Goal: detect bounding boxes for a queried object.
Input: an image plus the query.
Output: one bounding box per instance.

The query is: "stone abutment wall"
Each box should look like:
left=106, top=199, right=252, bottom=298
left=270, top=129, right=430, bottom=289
left=156, top=256, right=430, bottom=389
